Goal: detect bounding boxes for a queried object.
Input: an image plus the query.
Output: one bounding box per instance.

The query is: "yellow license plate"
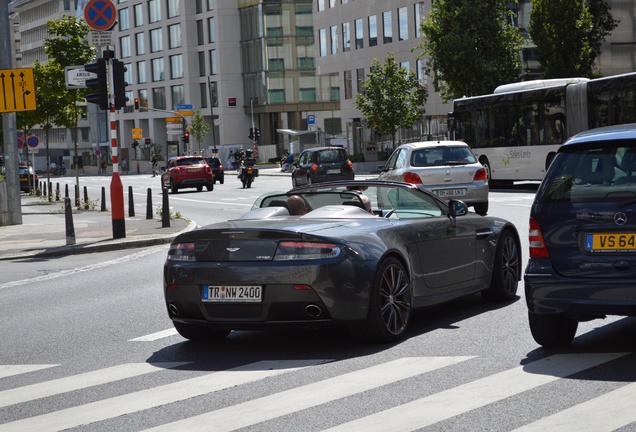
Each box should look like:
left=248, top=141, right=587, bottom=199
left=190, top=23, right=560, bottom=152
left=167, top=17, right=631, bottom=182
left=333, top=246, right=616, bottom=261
left=586, top=233, right=636, bottom=252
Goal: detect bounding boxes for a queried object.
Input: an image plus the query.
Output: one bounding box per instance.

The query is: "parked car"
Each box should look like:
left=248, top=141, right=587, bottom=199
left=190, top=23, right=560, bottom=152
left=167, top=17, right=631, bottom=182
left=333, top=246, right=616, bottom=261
left=163, top=180, right=521, bottom=343
left=161, top=155, right=214, bottom=194
left=291, top=147, right=354, bottom=186
left=378, top=141, right=489, bottom=215
left=525, top=123, right=636, bottom=347
left=205, top=157, right=224, bottom=184
left=1, top=164, right=38, bottom=193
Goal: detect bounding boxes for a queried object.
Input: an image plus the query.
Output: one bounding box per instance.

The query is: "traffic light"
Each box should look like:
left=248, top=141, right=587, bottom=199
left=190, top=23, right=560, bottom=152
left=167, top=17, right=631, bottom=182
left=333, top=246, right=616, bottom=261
left=255, top=128, right=260, bottom=141
left=183, top=131, right=190, bottom=143
left=249, top=128, right=254, bottom=139
left=134, top=98, right=139, bottom=110
left=112, top=59, right=129, bottom=110
left=84, top=58, right=108, bottom=110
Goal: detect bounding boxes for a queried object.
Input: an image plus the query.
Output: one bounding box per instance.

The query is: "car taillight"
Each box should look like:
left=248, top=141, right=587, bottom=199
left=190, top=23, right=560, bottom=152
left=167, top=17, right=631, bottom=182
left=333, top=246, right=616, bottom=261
left=311, top=163, right=318, bottom=172
left=346, top=160, right=353, bottom=170
left=402, top=172, right=422, bottom=184
left=529, top=218, right=549, bottom=258
left=473, top=167, right=487, bottom=181
left=167, top=242, right=196, bottom=262
left=274, top=241, right=341, bottom=261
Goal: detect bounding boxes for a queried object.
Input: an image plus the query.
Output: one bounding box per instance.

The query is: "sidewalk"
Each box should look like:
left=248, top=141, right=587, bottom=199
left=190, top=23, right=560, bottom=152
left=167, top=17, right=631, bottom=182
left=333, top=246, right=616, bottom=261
left=0, top=196, right=194, bottom=261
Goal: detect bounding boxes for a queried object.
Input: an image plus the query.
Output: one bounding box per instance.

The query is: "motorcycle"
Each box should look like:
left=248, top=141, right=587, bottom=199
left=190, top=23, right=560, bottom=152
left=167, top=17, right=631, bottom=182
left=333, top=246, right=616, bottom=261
left=237, top=151, right=258, bottom=188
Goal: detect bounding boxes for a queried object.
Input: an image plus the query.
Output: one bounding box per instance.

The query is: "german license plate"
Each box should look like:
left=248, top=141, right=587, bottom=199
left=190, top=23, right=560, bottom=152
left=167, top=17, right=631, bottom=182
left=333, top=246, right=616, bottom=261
left=187, top=168, right=200, bottom=172
left=327, top=169, right=340, bottom=174
left=585, top=233, right=636, bottom=252
left=435, top=189, right=465, bottom=197
left=202, top=285, right=262, bottom=302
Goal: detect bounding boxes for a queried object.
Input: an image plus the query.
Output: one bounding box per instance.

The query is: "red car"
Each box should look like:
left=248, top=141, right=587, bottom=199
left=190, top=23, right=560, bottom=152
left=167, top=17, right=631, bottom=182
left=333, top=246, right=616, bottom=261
left=161, top=156, right=214, bottom=194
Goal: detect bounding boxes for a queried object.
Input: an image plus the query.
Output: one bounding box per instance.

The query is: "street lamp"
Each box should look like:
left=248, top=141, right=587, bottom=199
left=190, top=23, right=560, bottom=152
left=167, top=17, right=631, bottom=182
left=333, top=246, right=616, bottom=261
left=208, top=77, right=217, bottom=155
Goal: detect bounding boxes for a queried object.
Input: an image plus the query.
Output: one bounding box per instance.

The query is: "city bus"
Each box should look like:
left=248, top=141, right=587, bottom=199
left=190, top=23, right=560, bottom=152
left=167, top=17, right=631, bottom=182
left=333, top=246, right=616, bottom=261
left=450, top=72, right=636, bottom=184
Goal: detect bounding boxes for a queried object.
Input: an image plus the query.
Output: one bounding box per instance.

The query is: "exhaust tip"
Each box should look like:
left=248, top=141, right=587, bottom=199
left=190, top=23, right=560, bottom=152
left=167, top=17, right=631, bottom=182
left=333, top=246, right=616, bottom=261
left=305, top=304, right=323, bottom=318
left=168, top=303, right=180, bottom=316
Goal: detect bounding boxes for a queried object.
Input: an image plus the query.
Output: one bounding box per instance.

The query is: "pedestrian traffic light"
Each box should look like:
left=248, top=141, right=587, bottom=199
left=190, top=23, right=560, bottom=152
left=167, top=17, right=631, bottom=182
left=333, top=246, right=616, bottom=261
left=183, top=131, right=190, bottom=143
left=84, top=58, right=108, bottom=110
left=112, top=59, right=129, bottom=110
left=134, top=98, right=139, bottom=110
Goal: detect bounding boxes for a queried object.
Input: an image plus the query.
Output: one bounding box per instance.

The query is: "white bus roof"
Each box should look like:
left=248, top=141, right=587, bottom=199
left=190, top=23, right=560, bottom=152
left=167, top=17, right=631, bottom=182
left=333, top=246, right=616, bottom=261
left=493, top=78, right=590, bottom=94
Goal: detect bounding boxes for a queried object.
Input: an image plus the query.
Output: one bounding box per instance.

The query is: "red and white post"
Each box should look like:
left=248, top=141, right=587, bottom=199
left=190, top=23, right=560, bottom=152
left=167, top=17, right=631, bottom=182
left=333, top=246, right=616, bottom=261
left=108, top=61, right=125, bottom=238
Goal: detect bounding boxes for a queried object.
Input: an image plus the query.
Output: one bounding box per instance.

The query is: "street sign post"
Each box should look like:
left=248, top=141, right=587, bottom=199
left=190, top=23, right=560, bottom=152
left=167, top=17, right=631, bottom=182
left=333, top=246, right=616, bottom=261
left=88, top=31, right=113, bottom=47
left=165, top=117, right=182, bottom=122
left=176, top=110, right=194, bottom=117
left=132, top=128, right=143, bottom=140
left=174, top=104, right=193, bottom=110
left=84, top=0, right=117, bottom=31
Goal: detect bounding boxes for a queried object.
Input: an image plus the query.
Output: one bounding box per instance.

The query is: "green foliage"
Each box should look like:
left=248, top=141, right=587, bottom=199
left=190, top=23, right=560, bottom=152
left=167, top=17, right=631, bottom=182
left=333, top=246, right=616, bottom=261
left=354, top=53, right=428, bottom=148
left=529, top=0, right=594, bottom=78
left=588, top=0, right=619, bottom=67
left=189, top=110, right=210, bottom=150
left=418, top=0, right=523, bottom=101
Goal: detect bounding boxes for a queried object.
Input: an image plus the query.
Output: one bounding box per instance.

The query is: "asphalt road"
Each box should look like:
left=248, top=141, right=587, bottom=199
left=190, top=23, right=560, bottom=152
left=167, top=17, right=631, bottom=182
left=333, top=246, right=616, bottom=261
left=1, top=174, right=636, bottom=431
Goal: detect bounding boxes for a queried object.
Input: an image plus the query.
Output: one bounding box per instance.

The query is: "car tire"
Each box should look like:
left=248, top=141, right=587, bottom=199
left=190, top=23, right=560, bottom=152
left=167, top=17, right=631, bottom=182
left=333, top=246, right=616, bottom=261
left=196, top=185, right=203, bottom=192
left=528, top=312, right=578, bottom=348
left=220, top=176, right=224, bottom=185
left=170, top=180, right=178, bottom=194
left=349, top=257, right=411, bottom=343
left=482, top=230, right=519, bottom=302
left=173, top=321, right=230, bottom=342
left=473, top=201, right=489, bottom=216
left=292, top=177, right=298, bottom=187
left=206, top=183, right=214, bottom=191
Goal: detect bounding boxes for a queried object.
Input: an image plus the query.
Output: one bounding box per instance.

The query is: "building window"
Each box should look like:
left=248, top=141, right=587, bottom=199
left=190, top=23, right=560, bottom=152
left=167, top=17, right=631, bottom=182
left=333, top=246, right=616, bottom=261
left=197, top=20, right=204, bottom=45
left=207, top=0, right=214, bottom=11
left=120, top=35, right=131, bottom=58
left=298, top=57, right=315, bottom=69
left=171, top=85, right=185, bottom=106
left=198, top=51, right=206, bottom=76
left=119, top=8, right=129, bottom=31
left=123, top=90, right=134, bottom=113
left=124, top=63, right=132, bottom=85
left=208, top=17, right=215, bottom=43
left=150, top=28, right=163, bottom=52
left=167, top=0, right=179, bottom=18
left=152, top=57, right=165, bottom=81
left=317, top=0, right=325, bottom=12
left=134, top=4, right=143, bottom=27
left=356, top=68, right=365, bottom=93
left=342, top=22, right=350, bottom=52
left=170, top=54, right=183, bottom=79
left=152, top=87, right=166, bottom=110
left=355, top=18, right=363, bottom=49
left=269, top=58, right=285, bottom=70
left=329, top=0, right=336, bottom=7
left=135, top=33, right=145, bottom=55
left=137, top=60, right=147, bottom=83
left=414, top=2, right=424, bottom=38
left=368, top=15, right=377, bottom=47
left=300, top=87, right=316, bottom=102
left=383, top=11, right=392, bottom=44
left=210, top=49, right=217, bottom=74
left=269, top=89, right=285, bottom=103
left=344, top=70, right=352, bottom=99
left=138, top=89, right=148, bottom=108
left=200, top=82, right=208, bottom=108
left=148, top=0, right=161, bottom=23
left=169, top=24, right=181, bottom=48
left=319, top=28, right=327, bottom=56
left=398, top=7, right=408, bottom=41
left=330, top=25, right=338, bottom=54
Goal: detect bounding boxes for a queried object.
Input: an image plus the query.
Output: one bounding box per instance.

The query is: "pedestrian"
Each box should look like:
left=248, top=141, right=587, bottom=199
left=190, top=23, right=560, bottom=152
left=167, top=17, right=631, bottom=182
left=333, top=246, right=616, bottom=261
left=227, top=151, right=235, bottom=170
left=60, top=162, right=66, bottom=175
left=100, top=160, right=107, bottom=175
left=151, top=154, right=158, bottom=177
left=121, top=158, right=128, bottom=174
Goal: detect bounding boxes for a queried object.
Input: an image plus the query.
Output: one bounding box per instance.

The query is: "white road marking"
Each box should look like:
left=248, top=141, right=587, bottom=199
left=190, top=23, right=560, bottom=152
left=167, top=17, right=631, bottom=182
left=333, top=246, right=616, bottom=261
left=129, top=328, right=178, bottom=342
left=513, top=381, right=636, bottom=432
left=142, top=356, right=474, bottom=432
left=0, top=364, right=58, bottom=380
left=0, top=363, right=187, bottom=409
left=0, top=359, right=329, bottom=432
left=324, top=353, right=627, bottom=432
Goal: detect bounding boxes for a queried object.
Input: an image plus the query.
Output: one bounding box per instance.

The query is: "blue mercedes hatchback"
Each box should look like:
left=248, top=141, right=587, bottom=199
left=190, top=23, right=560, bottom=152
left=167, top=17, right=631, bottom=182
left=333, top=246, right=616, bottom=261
left=525, top=124, right=636, bottom=347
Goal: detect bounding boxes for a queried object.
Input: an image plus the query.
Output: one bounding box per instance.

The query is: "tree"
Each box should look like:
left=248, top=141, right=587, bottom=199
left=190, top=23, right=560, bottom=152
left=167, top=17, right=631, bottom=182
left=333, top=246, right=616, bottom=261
left=418, top=0, right=523, bottom=102
left=354, top=53, right=428, bottom=149
left=529, top=0, right=593, bottom=78
left=189, top=110, right=210, bottom=153
left=587, top=0, right=619, bottom=70
left=18, top=16, right=94, bottom=203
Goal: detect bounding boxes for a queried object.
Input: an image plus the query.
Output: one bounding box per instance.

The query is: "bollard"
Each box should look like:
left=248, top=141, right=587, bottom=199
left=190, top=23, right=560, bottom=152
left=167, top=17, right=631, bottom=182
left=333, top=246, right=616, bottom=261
left=84, top=186, right=89, bottom=210
left=64, top=183, right=69, bottom=198
left=75, top=185, right=80, bottom=208
left=43, top=181, right=47, bottom=197
left=101, top=186, right=106, bottom=211
left=55, top=183, right=60, bottom=201
left=162, top=187, right=170, bottom=228
left=64, top=197, right=76, bottom=246
left=137, top=162, right=140, bottom=174
left=128, top=186, right=135, bottom=217
left=146, top=188, right=153, bottom=219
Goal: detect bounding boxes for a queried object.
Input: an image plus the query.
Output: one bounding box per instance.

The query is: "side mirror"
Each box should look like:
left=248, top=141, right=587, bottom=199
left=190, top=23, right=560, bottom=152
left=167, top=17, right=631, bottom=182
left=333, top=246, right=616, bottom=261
left=377, top=164, right=387, bottom=172
left=448, top=200, right=468, bottom=218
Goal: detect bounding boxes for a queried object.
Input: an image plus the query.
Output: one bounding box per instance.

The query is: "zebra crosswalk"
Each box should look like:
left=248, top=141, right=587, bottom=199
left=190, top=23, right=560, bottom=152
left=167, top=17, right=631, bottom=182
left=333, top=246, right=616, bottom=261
left=0, top=353, right=632, bottom=432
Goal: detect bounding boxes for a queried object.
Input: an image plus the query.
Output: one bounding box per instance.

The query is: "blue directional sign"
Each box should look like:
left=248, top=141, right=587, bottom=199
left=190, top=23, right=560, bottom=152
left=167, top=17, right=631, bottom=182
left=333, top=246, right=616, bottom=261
left=174, top=104, right=193, bottom=110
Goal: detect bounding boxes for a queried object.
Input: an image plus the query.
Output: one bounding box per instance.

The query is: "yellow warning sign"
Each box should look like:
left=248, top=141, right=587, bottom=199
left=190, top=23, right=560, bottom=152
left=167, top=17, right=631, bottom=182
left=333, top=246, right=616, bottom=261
left=0, top=68, right=37, bottom=113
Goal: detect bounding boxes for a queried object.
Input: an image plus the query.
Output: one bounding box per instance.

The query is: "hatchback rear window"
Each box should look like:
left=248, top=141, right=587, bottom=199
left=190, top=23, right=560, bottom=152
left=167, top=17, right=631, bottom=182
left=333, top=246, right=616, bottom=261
left=411, top=146, right=476, bottom=167
left=177, top=158, right=205, bottom=166
left=538, top=143, right=636, bottom=203
left=316, top=149, right=346, bottom=163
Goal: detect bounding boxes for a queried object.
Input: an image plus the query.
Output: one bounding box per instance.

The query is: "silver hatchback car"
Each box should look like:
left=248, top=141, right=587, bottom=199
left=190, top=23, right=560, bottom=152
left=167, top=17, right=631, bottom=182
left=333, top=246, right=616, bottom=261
left=378, top=141, right=489, bottom=215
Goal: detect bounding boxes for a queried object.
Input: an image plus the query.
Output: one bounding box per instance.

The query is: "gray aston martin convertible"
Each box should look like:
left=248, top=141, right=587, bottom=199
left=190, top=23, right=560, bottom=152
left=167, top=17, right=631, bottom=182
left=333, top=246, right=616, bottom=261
left=164, top=180, right=521, bottom=343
